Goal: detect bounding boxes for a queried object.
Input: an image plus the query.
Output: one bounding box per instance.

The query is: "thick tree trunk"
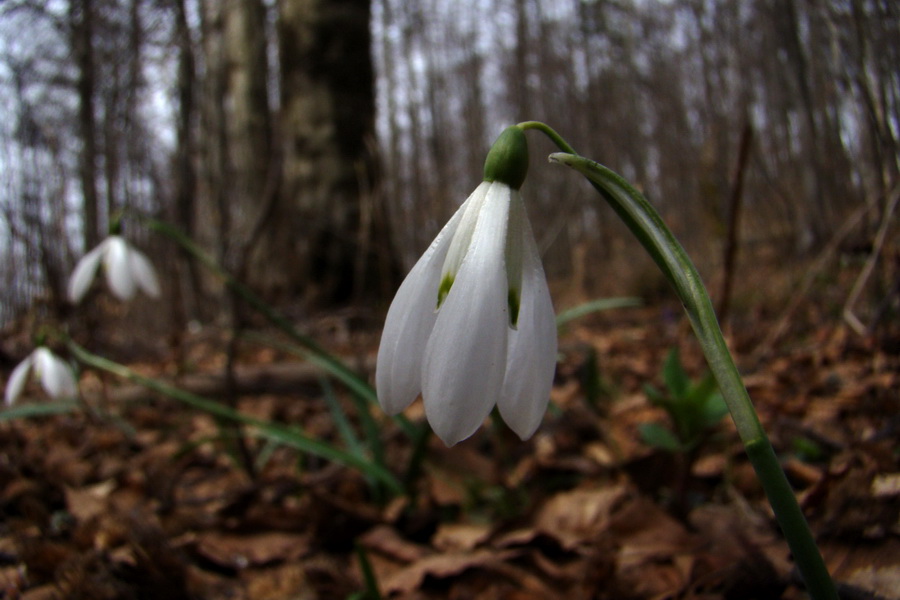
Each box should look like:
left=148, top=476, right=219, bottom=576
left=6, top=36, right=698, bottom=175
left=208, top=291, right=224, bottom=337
left=197, top=0, right=275, bottom=291
left=278, top=0, right=395, bottom=305
left=223, top=0, right=276, bottom=288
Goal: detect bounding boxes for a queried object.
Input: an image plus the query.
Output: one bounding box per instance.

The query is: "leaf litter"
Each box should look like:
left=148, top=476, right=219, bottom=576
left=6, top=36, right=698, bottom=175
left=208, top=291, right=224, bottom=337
left=1, top=303, right=898, bottom=599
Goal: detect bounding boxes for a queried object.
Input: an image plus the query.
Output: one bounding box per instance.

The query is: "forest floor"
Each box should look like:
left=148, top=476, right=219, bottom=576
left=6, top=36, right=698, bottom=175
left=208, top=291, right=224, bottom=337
left=1, top=295, right=898, bottom=600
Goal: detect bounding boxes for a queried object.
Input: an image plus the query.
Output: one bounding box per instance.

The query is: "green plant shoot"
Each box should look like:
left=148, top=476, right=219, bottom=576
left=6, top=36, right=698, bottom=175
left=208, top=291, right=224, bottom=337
left=639, top=348, right=728, bottom=452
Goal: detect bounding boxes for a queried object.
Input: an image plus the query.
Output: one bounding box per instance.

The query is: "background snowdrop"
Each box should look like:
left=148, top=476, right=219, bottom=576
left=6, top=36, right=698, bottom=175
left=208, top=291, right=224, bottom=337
left=68, top=235, right=161, bottom=303
left=5, top=347, right=78, bottom=406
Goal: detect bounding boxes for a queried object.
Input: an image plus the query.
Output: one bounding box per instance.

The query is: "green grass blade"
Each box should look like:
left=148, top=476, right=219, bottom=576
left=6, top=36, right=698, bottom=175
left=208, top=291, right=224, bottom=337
left=0, top=400, right=81, bottom=421
left=555, top=297, right=642, bottom=328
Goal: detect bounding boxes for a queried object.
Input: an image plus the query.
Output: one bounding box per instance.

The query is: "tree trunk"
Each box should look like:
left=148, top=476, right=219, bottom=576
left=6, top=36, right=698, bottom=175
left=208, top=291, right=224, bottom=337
left=172, top=0, right=205, bottom=322
left=278, top=0, right=395, bottom=305
left=71, top=0, right=101, bottom=251
left=196, top=0, right=274, bottom=276
left=223, top=0, right=277, bottom=284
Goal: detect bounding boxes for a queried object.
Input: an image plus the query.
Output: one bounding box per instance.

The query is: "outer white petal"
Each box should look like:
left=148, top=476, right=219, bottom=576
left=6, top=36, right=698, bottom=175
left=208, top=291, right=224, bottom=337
left=104, top=236, right=137, bottom=300
left=498, top=203, right=557, bottom=440
left=68, top=240, right=108, bottom=303
left=375, top=199, right=471, bottom=414
left=33, top=348, right=77, bottom=399
left=5, top=353, right=34, bottom=406
left=440, top=181, right=491, bottom=288
left=128, top=246, right=161, bottom=297
left=422, top=183, right=511, bottom=445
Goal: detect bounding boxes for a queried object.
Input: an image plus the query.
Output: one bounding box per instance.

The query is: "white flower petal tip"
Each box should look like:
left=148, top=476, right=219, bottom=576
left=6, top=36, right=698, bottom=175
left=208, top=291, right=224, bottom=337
left=67, top=235, right=161, bottom=303
left=4, top=347, right=78, bottom=406
left=376, top=181, right=557, bottom=446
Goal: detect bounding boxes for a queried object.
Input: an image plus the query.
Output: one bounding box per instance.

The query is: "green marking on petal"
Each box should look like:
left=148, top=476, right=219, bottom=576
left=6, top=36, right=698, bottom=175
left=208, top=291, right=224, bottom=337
left=437, top=274, right=454, bottom=309
left=508, top=287, right=520, bottom=328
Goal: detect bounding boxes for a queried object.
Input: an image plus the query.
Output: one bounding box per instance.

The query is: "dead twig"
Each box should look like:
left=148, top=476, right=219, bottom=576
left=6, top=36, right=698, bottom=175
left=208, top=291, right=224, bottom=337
left=842, top=181, right=900, bottom=335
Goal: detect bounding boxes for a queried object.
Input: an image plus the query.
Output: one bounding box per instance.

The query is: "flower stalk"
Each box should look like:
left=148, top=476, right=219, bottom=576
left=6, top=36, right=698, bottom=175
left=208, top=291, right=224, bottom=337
left=521, top=121, right=836, bottom=600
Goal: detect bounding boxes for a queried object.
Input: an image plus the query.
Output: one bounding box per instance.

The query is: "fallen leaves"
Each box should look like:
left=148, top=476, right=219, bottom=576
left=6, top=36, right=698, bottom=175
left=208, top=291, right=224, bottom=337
left=1, top=308, right=897, bottom=599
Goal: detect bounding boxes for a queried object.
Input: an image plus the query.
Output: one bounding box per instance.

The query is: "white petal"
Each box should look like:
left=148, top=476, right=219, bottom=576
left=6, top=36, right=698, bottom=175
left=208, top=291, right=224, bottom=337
left=128, top=246, right=161, bottom=297
left=439, top=181, right=491, bottom=301
left=505, top=191, right=525, bottom=327
left=104, top=236, right=137, bottom=300
left=422, top=183, right=512, bottom=445
left=68, top=241, right=108, bottom=303
left=5, top=353, right=34, bottom=406
left=34, top=348, right=77, bottom=399
left=498, top=205, right=557, bottom=440
left=375, top=199, right=470, bottom=414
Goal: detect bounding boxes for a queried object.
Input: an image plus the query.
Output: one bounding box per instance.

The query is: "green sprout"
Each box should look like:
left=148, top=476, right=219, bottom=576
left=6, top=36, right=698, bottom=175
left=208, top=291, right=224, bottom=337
left=639, top=348, right=728, bottom=453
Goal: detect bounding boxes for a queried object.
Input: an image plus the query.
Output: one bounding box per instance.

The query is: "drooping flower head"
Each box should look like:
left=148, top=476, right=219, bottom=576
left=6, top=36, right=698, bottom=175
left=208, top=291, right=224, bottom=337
left=68, top=235, right=161, bottom=303
left=5, top=346, right=78, bottom=406
left=376, top=126, right=557, bottom=445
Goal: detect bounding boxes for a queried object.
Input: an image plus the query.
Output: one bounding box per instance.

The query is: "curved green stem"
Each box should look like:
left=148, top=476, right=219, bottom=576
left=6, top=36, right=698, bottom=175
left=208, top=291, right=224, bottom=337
left=522, top=124, right=835, bottom=599
left=517, top=121, right=577, bottom=154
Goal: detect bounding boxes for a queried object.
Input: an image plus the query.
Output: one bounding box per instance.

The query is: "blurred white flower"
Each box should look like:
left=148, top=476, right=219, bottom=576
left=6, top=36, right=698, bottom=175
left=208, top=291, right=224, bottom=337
left=376, top=128, right=557, bottom=445
left=5, top=347, right=78, bottom=406
left=68, top=235, right=161, bottom=303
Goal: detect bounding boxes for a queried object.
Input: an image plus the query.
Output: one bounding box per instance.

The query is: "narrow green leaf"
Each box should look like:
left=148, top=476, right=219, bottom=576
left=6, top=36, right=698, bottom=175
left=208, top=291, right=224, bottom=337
left=555, top=297, right=642, bottom=328
left=243, top=332, right=391, bottom=464
left=662, top=348, right=690, bottom=399
left=0, top=401, right=80, bottom=421
left=638, top=422, right=683, bottom=452
left=689, top=372, right=720, bottom=405
left=355, top=542, right=382, bottom=600
left=642, top=382, right=666, bottom=406
left=698, top=392, right=729, bottom=428
left=321, top=376, right=365, bottom=459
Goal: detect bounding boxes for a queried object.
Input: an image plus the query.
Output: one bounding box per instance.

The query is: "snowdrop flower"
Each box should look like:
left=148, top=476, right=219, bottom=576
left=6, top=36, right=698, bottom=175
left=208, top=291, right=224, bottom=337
left=5, top=347, right=78, bottom=406
left=68, top=235, right=161, bottom=303
left=376, top=127, right=557, bottom=445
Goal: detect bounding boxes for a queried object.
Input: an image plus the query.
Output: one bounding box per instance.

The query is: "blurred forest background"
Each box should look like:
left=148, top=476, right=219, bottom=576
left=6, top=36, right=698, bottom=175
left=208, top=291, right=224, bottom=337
left=0, top=0, right=897, bottom=336
left=1, top=2, right=899, bottom=598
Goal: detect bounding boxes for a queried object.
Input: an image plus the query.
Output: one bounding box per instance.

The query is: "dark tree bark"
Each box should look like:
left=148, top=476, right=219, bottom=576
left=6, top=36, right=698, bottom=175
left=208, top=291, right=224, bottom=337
left=171, top=0, right=204, bottom=321
left=278, top=0, right=397, bottom=305
left=70, top=0, right=100, bottom=250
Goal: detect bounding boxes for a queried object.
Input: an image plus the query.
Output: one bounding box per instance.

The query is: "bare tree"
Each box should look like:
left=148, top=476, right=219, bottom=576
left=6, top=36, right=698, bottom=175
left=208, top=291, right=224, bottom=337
left=278, top=0, right=394, bottom=304
left=70, top=0, right=101, bottom=251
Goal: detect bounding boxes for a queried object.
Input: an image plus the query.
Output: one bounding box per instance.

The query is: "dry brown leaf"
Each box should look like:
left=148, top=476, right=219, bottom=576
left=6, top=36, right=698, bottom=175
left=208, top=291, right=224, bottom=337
left=610, top=497, right=695, bottom=563
left=20, top=584, right=59, bottom=600
left=845, top=566, right=900, bottom=600
left=534, top=484, right=630, bottom=550
left=824, top=540, right=900, bottom=600
left=64, top=480, right=116, bottom=522
left=871, top=473, right=900, bottom=498
left=359, top=525, right=429, bottom=563
left=606, top=497, right=699, bottom=598
left=242, top=563, right=315, bottom=600
left=193, top=531, right=311, bottom=569
left=432, top=522, right=492, bottom=552
left=691, top=453, right=727, bottom=479
left=382, top=548, right=519, bottom=595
